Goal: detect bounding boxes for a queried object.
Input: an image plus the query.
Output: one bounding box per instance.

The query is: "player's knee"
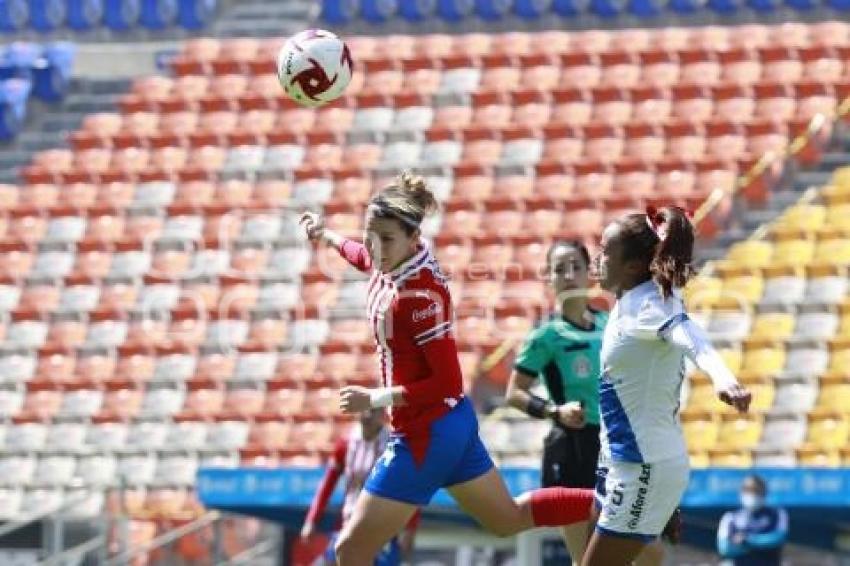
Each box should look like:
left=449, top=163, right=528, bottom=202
left=334, top=531, right=370, bottom=564
left=483, top=518, right=521, bottom=538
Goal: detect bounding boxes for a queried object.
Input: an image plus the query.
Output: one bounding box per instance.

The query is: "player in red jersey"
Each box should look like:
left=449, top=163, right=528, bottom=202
left=300, top=408, right=417, bottom=565
left=300, top=172, right=595, bottom=565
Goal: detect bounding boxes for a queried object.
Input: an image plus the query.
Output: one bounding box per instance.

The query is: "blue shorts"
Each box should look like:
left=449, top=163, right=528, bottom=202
left=364, top=397, right=494, bottom=506
left=324, top=532, right=401, bottom=566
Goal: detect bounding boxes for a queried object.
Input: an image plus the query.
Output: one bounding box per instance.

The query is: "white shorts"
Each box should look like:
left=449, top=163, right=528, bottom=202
left=594, top=455, right=689, bottom=541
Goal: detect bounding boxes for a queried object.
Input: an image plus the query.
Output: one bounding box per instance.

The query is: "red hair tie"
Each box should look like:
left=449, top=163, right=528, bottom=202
left=646, top=205, right=694, bottom=241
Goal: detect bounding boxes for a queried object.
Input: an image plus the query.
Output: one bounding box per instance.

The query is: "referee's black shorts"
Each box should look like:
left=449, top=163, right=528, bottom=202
left=541, top=424, right=601, bottom=489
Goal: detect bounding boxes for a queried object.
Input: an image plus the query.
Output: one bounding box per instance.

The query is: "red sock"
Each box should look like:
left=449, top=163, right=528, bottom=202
left=530, top=488, right=594, bottom=527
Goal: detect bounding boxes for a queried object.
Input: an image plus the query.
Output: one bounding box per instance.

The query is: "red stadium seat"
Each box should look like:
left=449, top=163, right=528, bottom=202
left=624, top=122, right=666, bottom=161
left=493, top=32, right=531, bottom=57
left=653, top=27, right=691, bottom=52
left=573, top=161, right=614, bottom=197
left=520, top=59, right=560, bottom=92
left=759, top=47, right=803, bottom=84
left=592, top=87, right=632, bottom=126
left=665, top=121, right=707, bottom=161
left=729, top=24, right=769, bottom=50
left=453, top=33, right=493, bottom=58
left=560, top=53, right=601, bottom=90
left=713, top=84, right=755, bottom=123
left=655, top=159, right=696, bottom=197
left=478, top=65, right=519, bottom=93
left=583, top=123, right=624, bottom=162
left=600, top=51, right=641, bottom=89
left=552, top=89, right=593, bottom=125
left=680, top=50, right=722, bottom=87
left=809, top=22, right=850, bottom=49
left=754, top=83, right=796, bottom=122
left=529, top=30, right=571, bottom=57
left=719, top=49, right=762, bottom=87
left=573, top=30, right=612, bottom=54
left=768, top=22, right=810, bottom=49
left=542, top=124, right=584, bottom=164
left=640, top=51, right=680, bottom=88
left=706, top=121, right=747, bottom=161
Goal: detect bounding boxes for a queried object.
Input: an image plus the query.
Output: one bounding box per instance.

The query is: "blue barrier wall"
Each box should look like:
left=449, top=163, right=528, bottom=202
left=198, top=466, right=850, bottom=552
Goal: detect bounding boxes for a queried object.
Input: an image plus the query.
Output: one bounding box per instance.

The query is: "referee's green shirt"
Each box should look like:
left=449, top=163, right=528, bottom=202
left=513, top=309, right=608, bottom=426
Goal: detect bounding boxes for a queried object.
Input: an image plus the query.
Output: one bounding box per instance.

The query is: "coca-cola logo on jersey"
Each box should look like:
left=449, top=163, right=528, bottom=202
left=412, top=302, right=442, bottom=322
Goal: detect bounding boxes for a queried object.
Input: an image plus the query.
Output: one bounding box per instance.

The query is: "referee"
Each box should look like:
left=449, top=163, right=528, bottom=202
left=506, top=240, right=604, bottom=564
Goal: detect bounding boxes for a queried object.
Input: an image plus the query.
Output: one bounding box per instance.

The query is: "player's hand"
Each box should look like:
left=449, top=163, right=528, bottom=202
left=719, top=383, right=752, bottom=413
left=300, top=522, right=314, bottom=540
left=299, top=211, right=325, bottom=242
left=557, top=401, right=585, bottom=428
left=340, top=386, right=372, bottom=414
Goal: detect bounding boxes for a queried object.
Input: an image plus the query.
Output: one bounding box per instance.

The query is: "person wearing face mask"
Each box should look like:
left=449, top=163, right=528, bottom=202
left=717, top=475, right=788, bottom=565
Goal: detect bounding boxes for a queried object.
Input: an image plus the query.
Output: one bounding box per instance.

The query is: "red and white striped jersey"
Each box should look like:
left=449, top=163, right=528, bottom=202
left=304, top=424, right=390, bottom=526
left=338, top=239, right=464, bottom=463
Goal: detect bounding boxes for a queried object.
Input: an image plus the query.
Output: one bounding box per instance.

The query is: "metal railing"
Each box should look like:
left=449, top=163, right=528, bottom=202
left=104, top=510, right=221, bottom=566
left=35, top=535, right=106, bottom=566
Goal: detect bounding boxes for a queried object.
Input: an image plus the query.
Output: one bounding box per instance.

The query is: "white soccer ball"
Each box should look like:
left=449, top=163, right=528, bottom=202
left=277, top=29, right=353, bottom=108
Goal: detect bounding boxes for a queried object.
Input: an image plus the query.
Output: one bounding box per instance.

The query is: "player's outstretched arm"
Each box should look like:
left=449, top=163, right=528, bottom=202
left=665, top=318, right=752, bottom=413
left=299, top=211, right=372, bottom=272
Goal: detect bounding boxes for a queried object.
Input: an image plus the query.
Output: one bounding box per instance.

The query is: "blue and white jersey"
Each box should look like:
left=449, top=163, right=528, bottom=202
left=599, top=280, right=689, bottom=464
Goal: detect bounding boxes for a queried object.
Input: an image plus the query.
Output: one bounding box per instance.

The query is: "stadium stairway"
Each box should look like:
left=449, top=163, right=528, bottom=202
left=0, top=76, right=130, bottom=184
left=210, top=0, right=314, bottom=38
left=702, top=121, right=850, bottom=262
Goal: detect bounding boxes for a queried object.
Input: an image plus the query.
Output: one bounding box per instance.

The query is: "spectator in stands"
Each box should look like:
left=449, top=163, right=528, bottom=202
left=717, top=474, right=788, bottom=566
left=300, top=407, right=418, bottom=565
left=505, top=240, right=671, bottom=566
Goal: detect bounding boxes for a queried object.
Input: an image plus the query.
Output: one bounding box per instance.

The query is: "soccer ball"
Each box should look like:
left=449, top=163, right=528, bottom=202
left=277, top=29, right=353, bottom=108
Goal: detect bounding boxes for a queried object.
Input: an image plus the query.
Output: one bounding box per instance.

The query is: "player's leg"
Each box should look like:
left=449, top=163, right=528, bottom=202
left=583, top=458, right=688, bottom=566
left=446, top=454, right=594, bottom=536
left=634, top=539, right=665, bottom=566
left=334, top=492, right=417, bottom=566
left=562, top=523, right=590, bottom=565
left=582, top=530, right=648, bottom=566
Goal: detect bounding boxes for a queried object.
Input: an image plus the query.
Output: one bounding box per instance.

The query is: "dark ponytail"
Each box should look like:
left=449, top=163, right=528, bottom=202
left=618, top=207, right=695, bottom=299
left=648, top=206, right=695, bottom=299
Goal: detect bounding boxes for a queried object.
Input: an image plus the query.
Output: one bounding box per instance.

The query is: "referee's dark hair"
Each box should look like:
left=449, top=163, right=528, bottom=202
left=546, top=240, right=591, bottom=269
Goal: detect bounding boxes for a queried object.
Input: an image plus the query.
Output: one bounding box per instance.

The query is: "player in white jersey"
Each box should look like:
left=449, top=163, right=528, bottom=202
left=582, top=206, right=752, bottom=566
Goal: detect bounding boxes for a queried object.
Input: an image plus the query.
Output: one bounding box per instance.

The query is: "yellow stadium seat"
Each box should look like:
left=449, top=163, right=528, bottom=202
left=749, top=313, right=795, bottom=340
left=721, top=275, right=765, bottom=305
left=741, top=377, right=776, bottom=413
left=689, top=450, right=710, bottom=469
left=718, top=414, right=763, bottom=450
left=741, top=342, right=786, bottom=377
left=821, top=184, right=850, bottom=206
left=718, top=348, right=743, bottom=374
left=709, top=448, right=753, bottom=467
left=827, top=342, right=850, bottom=373
left=726, top=240, right=774, bottom=269
left=771, top=240, right=815, bottom=266
left=814, top=238, right=850, bottom=265
left=830, top=166, right=850, bottom=190
left=807, top=412, right=849, bottom=449
left=797, top=446, right=842, bottom=467
left=775, top=204, right=826, bottom=232
left=684, top=277, right=722, bottom=309
left=842, top=447, right=850, bottom=466
left=685, top=383, right=718, bottom=412
left=825, top=204, right=850, bottom=230
left=838, top=315, right=850, bottom=338
left=816, top=377, right=850, bottom=411
left=681, top=411, right=719, bottom=451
